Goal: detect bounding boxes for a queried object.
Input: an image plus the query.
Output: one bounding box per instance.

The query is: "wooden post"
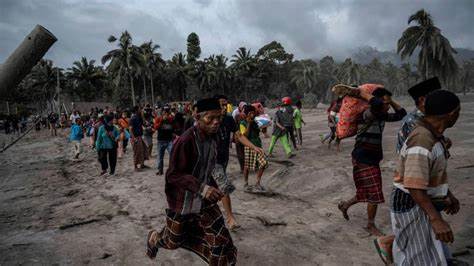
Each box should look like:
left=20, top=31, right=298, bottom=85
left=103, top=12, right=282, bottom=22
left=0, top=25, right=57, bottom=95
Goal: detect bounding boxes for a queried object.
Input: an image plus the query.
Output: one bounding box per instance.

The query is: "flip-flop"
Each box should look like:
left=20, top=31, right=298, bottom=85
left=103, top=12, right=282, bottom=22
left=373, top=238, right=392, bottom=265
left=338, top=201, right=350, bottom=221
left=146, top=230, right=159, bottom=259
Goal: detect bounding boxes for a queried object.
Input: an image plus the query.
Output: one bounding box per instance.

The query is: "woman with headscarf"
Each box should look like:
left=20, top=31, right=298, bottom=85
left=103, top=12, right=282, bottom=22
left=95, top=115, right=120, bottom=175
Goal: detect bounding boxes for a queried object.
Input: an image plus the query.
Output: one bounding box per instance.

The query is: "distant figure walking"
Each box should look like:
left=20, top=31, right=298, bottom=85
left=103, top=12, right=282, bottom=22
left=69, top=117, right=84, bottom=159
left=129, top=106, right=149, bottom=170
left=96, top=115, right=119, bottom=175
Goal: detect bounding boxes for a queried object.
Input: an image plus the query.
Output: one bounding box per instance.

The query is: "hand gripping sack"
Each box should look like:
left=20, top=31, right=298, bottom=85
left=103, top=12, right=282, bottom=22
left=335, top=83, right=383, bottom=139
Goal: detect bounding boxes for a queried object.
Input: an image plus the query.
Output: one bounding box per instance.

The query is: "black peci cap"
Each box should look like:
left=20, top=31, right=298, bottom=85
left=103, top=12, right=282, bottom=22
left=195, top=98, right=221, bottom=113
left=408, top=77, right=441, bottom=102
left=425, top=90, right=460, bottom=116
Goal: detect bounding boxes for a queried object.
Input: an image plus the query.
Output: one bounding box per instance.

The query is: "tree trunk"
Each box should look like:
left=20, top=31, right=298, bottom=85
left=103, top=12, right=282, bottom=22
left=150, top=70, right=155, bottom=106
left=129, top=74, right=136, bottom=107
left=0, top=25, right=57, bottom=96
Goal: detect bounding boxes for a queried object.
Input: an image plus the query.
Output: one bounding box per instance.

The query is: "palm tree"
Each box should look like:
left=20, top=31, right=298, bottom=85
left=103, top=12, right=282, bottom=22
left=102, top=31, right=143, bottom=106
left=290, top=61, right=318, bottom=95
left=397, top=9, right=458, bottom=84
left=195, top=56, right=215, bottom=94
left=336, top=58, right=360, bottom=85
left=231, top=47, right=256, bottom=100
left=140, top=41, right=164, bottom=105
left=28, top=59, right=64, bottom=111
left=68, top=57, right=106, bottom=101
left=166, top=53, right=189, bottom=100
left=214, top=54, right=232, bottom=94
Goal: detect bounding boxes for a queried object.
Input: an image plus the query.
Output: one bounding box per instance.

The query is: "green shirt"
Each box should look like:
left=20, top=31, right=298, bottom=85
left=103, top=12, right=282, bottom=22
left=240, top=120, right=262, bottom=148
left=294, top=108, right=303, bottom=129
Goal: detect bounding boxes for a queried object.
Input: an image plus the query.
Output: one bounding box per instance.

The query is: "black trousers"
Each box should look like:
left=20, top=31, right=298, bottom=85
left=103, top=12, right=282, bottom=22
left=235, top=142, right=245, bottom=172
left=285, top=125, right=297, bottom=149
left=98, top=148, right=117, bottom=173
left=123, top=139, right=128, bottom=153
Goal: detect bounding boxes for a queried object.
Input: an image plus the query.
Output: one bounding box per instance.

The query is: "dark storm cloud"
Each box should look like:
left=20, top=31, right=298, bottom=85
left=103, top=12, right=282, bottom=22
left=0, top=0, right=472, bottom=68
left=0, top=0, right=184, bottom=67
left=235, top=0, right=474, bottom=59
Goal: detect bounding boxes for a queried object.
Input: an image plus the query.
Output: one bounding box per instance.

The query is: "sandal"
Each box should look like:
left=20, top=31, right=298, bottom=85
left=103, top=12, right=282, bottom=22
left=373, top=238, right=392, bottom=265
left=146, top=230, right=159, bottom=259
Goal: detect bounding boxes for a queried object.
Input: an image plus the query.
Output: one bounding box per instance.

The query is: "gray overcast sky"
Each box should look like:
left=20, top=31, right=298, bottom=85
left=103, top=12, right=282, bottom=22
left=1, top=0, right=473, bottom=67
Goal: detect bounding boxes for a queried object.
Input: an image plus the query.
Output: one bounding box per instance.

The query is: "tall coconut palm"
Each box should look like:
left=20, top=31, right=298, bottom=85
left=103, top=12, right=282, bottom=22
left=290, top=61, right=318, bottom=95
left=214, top=54, right=232, bottom=94
left=68, top=57, right=106, bottom=101
left=231, top=47, right=256, bottom=100
left=102, top=31, right=143, bottom=106
left=397, top=9, right=458, bottom=83
left=231, top=47, right=255, bottom=73
left=336, top=58, right=360, bottom=85
left=195, top=56, right=215, bottom=94
left=140, top=41, right=164, bottom=105
left=28, top=59, right=64, bottom=111
left=166, top=53, right=189, bottom=100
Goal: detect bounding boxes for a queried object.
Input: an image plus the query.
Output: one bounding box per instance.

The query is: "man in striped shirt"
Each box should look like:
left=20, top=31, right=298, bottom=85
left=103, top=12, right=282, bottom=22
left=374, top=77, right=443, bottom=264
left=338, top=86, right=406, bottom=236
left=391, top=90, right=461, bottom=265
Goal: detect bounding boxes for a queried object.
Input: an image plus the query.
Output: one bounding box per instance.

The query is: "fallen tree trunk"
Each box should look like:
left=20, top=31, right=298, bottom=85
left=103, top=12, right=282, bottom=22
left=0, top=25, right=57, bottom=96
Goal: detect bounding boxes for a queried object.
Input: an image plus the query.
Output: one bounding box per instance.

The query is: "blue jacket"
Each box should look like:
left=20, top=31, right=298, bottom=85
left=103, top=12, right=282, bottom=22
left=95, top=125, right=120, bottom=150
left=69, top=124, right=84, bottom=141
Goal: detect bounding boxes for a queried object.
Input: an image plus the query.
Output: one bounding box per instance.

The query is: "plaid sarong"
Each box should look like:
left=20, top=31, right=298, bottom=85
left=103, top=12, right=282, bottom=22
left=157, top=204, right=237, bottom=266
left=132, top=137, right=148, bottom=165
left=352, top=159, right=384, bottom=204
left=244, top=146, right=268, bottom=171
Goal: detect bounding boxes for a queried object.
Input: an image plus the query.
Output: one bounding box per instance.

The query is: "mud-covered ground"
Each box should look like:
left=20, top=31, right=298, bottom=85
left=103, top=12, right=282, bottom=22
left=1, top=96, right=473, bottom=265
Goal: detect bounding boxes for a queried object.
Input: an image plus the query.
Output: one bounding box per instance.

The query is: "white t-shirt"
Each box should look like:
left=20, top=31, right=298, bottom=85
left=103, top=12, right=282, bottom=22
left=70, top=114, right=80, bottom=124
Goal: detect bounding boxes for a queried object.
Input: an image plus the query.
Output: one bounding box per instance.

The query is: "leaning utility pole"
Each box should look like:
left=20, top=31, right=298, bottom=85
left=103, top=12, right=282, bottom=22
left=0, top=25, right=57, bottom=96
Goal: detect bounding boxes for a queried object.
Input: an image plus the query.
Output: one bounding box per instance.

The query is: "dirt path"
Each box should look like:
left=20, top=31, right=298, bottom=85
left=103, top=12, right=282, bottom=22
left=1, top=96, right=473, bottom=265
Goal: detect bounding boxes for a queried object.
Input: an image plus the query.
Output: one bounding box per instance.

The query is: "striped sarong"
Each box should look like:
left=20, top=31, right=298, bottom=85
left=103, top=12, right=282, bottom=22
left=391, top=204, right=448, bottom=265
left=352, top=159, right=384, bottom=204
left=132, top=136, right=148, bottom=166
left=157, top=204, right=237, bottom=266
left=244, top=146, right=268, bottom=171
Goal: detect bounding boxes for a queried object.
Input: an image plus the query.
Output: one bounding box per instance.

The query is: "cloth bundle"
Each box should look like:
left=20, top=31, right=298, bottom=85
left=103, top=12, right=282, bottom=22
left=255, top=114, right=272, bottom=128
left=335, top=83, right=382, bottom=139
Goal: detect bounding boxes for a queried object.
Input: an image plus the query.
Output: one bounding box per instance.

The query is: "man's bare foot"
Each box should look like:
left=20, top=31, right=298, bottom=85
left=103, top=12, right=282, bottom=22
left=338, top=201, right=350, bottom=220
left=366, top=223, right=384, bottom=237
left=146, top=230, right=160, bottom=259
left=227, top=216, right=241, bottom=231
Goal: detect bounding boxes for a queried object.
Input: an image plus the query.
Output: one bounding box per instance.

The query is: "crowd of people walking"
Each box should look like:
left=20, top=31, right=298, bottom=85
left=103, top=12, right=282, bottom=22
left=12, top=76, right=462, bottom=266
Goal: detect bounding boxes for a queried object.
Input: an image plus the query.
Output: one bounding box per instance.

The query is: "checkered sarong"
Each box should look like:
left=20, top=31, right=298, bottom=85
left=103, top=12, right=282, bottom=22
left=352, top=159, right=384, bottom=204
left=157, top=204, right=237, bottom=266
left=244, top=146, right=268, bottom=171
